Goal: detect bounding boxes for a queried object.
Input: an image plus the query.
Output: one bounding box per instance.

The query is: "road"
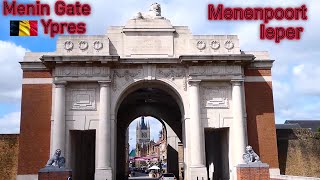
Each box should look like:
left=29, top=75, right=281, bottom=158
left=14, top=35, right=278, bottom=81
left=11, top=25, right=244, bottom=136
left=129, top=178, right=158, bottom=180
left=128, top=171, right=159, bottom=180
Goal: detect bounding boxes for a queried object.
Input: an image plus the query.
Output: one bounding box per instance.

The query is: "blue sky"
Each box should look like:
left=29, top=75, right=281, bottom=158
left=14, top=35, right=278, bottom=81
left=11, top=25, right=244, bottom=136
left=1, top=0, right=320, bottom=149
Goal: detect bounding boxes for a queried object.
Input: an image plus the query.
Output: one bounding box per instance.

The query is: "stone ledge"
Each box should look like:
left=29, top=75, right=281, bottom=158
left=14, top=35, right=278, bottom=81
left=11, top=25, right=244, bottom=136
left=38, top=167, right=72, bottom=173
left=38, top=167, right=72, bottom=180
left=237, top=163, right=270, bottom=168
left=271, top=175, right=320, bottom=180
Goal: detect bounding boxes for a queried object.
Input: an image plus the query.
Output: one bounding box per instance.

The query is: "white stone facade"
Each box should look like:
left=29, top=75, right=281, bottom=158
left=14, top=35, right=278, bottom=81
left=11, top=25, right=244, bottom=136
left=20, top=8, right=275, bottom=180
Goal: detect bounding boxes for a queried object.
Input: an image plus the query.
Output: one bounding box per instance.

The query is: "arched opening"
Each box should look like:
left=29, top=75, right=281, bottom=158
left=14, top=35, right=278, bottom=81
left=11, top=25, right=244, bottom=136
left=116, top=81, right=184, bottom=180
left=127, top=116, right=167, bottom=178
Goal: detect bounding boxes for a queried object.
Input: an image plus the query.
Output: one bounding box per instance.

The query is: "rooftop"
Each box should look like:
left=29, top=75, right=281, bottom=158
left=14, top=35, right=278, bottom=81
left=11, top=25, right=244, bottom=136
left=276, top=120, right=320, bottom=132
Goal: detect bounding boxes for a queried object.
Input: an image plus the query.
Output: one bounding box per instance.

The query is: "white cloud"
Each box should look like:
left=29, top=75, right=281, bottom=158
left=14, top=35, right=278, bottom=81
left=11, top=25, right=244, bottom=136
left=0, top=112, right=20, bottom=134
left=278, top=101, right=320, bottom=120
left=0, top=41, right=29, bottom=102
left=292, top=64, right=320, bottom=95
left=273, top=80, right=291, bottom=109
left=293, top=64, right=305, bottom=76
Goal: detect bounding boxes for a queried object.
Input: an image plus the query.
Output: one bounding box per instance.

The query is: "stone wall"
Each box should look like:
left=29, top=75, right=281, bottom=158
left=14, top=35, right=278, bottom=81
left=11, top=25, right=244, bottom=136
left=277, top=128, right=320, bottom=177
left=0, top=134, right=19, bottom=180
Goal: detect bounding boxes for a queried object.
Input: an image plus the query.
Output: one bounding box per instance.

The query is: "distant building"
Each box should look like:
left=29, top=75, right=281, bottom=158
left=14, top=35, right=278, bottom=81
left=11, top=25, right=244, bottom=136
left=136, top=116, right=151, bottom=158
left=276, top=120, right=320, bottom=132
left=157, top=126, right=167, bottom=163
left=134, top=117, right=167, bottom=168
left=275, top=121, right=320, bottom=177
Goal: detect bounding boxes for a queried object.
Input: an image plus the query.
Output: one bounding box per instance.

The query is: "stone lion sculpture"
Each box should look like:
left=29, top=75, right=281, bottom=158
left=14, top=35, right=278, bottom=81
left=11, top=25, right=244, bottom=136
left=242, top=145, right=261, bottom=163
left=45, top=149, right=65, bottom=168
left=133, top=3, right=164, bottom=19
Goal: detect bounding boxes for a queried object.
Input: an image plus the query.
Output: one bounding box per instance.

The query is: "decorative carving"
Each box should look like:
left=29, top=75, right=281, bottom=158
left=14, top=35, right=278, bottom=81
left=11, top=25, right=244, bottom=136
left=133, top=3, right=164, bottom=19
left=224, top=40, right=234, bottom=50
left=64, top=41, right=73, bottom=51
left=243, top=146, right=261, bottom=164
left=114, top=69, right=141, bottom=81
left=201, top=86, right=229, bottom=109
left=189, top=65, right=242, bottom=76
left=55, top=66, right=110, bottom=77
left=158, top=68, right=185, bottom=80
left=157, top=67, right=187, bottom=91
left=45, top=149, right=65, bottom=168
left=79, top=41, right=89, bottom=50
left=197, top=41, right=206, bottom=50
left=206, top=98, right=228, bottom=108
left=70, top=89, right=96, bottom=110
left=112, top=69, right=142, bottom=91
left=93, top=41, right=103, bottom=50
left=210, top=40, right=220, bottom=50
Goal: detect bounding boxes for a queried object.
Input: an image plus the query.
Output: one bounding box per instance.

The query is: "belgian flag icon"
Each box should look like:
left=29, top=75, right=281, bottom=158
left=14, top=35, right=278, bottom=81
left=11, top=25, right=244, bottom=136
left=10, top=20, right=38, bottom=36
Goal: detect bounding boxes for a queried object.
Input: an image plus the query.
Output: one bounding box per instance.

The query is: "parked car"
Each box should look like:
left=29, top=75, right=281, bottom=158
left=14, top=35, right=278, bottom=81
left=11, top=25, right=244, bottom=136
left=159, top=173, right=177, bottom=180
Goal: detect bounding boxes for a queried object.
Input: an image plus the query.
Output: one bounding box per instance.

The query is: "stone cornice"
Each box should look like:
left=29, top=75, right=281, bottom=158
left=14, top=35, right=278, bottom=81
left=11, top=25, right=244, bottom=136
left=20, top=54, right=270, bottom=73
left=246, top=60, right=274, bottom=69
left=20, top=61, right=49, bottom=71
left=179, top=54, right=255, bottom=63
left=39, top=54, right=256, bottom=65
left=120, top=58, right=180, bottom=64
left=120, top=54, right=256, bottom=64
left=40, top=55, right=120, bottom=64
left=123, top=28, right=175, bottom=32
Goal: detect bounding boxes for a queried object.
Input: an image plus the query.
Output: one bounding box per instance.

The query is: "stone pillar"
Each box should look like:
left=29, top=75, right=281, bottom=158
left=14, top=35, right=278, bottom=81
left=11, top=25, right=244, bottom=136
left=188, top=80, right=207, bottom=180
left=52, top=81, right=66, bottom=156
left=95, top=81, right=112, bottom=180
left=231, top=79, right=248, bottom=165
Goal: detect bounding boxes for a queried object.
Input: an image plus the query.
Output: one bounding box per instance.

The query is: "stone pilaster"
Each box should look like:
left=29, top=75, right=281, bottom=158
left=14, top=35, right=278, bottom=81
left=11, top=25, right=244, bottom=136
left=188, top=80, right=207, bottom=180
left=52, top=81, right=66, bottom=156
left=95, top=81, right=112, bottom=180
left=231, top=79, right=248, bottom=165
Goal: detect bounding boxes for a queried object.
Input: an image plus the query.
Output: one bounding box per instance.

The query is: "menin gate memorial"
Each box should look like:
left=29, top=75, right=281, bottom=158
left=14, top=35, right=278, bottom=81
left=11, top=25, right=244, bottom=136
left=17, top=3, right=279, bottom=180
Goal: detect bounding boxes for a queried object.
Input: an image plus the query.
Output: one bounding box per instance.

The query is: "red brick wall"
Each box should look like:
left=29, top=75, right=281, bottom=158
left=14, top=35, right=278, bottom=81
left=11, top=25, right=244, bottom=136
left=237, top=166, right=270, bottom=180
left=244, top=69, right=279, bottom=168
left=23, top=71, right=52, bottom=78
left=244, top=69, right=272, bottom=76
left=18, top=71, right=52, bottom=175
left=38, top=170, right=72, bottom=180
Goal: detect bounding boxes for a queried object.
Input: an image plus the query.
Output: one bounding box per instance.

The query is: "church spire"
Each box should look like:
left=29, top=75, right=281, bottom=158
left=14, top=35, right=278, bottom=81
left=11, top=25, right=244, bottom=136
left=136, top=120, right=139, bottom=130
left=141, top=116, right=147, bottom=130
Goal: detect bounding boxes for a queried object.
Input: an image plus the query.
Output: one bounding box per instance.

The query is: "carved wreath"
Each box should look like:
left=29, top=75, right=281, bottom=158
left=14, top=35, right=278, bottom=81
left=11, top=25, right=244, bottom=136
left=158, top=68, right=187, bottom=91
left=64, top=41, right=74, bottom=51
left=112, top=69, right=141, bottom=91
left=114, top=70, right=141, bottom=81
left=158, top=69, right=185, bottom=80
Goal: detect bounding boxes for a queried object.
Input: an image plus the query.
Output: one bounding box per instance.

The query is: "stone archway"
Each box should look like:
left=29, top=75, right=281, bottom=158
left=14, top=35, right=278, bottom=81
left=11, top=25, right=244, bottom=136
left=115, top=81, right=185, bottom=179
left=17, top=3, right=280, bottom=180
